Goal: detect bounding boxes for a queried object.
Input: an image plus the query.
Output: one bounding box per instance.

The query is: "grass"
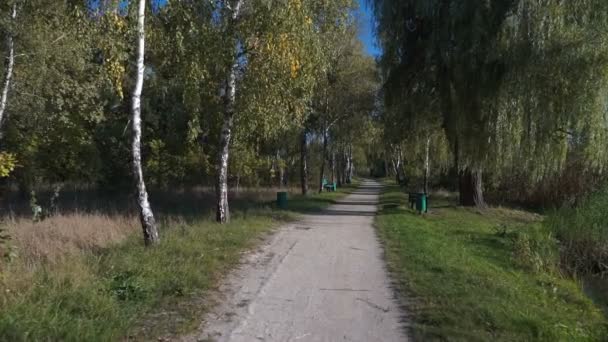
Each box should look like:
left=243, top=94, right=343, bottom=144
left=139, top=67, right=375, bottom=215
left=0, top=183, right=355, bottom=341
left=376, top=184, right=608, bottom=341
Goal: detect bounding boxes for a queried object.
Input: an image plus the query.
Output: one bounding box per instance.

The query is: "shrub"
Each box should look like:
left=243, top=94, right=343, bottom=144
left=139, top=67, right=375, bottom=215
left=510, top=223, right=559, bottom=274
left=546, top=187, right=608, bottom=277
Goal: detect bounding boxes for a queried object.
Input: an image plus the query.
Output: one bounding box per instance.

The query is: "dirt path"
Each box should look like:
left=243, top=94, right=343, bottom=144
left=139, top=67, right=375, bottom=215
left=182, top=180, right=408, bottom=342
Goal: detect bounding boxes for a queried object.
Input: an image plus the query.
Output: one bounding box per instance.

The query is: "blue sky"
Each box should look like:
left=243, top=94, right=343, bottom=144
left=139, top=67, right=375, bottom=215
left=357, top=0, right=380, bottom=57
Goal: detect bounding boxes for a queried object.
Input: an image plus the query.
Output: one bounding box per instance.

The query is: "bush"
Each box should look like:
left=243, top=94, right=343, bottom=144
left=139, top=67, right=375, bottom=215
left=510, top=223, right=559, bottom=274
left=546, top=187, right=608, bottom=277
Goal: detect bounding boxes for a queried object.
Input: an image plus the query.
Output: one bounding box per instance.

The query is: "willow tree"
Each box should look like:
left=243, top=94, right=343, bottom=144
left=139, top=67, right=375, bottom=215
left=373, top=0, right=608, bottom=207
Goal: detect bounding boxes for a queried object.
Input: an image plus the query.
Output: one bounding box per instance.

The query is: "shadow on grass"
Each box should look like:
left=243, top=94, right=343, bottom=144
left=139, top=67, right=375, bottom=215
left=1, top=186, right=279, bottom=222
left=1, top=183, right=364, bottom=223
left=448, top=229, right=519, bottom=272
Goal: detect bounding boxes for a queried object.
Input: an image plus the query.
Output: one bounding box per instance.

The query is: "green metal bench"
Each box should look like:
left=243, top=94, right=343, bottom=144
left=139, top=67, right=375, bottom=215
left=322, top=179, right=337, bottom=192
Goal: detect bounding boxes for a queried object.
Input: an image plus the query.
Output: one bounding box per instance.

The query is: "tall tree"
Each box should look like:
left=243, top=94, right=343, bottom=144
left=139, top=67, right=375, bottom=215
left=215, top=0, right=333, bottom=222
left=131, top=0, right=159, bottom=245
left=373, top=0, right=608, bottom=208
left=300, top=128, right=309, bottom=194
left=215, top=0, right=243, bottom=223
left=0, top=3, right=16, bottom=144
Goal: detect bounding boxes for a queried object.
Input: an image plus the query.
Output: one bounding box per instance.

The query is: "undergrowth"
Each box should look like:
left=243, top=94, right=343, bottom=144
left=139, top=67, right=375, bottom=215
left=546, top=187, right=608, bottom=277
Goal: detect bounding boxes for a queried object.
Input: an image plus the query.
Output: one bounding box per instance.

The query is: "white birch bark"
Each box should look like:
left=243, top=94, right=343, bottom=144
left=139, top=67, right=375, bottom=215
left=132, top=0, right=159, bottom=245
left=0, top=4, right=17, bottom=143
left=300, top=129, right=308, bottom=195
left=216, top=0, right=244, bottom=223
left=346, top=144, right=353, bottom=183
left=318, top=125, right=328, bottom=192
left=424, top=135, right=431, bottom=194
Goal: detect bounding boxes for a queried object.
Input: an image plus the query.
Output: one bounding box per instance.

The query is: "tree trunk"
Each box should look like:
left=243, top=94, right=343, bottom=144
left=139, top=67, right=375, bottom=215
left=341, top=149, right=348, bottom=186
left=319, top=127, right=328, bottom=192
left=215, top=65, right=236, bottom=223
left=132, top=0, right=159, bottom=245
left=459, top=167, right=486, bottom=208
left=424, top=136, right=430, bottom=194
left=450, top=138, right=460, bottom=191
left=282, top=163, right=288, bottom=188
left=394, top=150, right=402, bottom=184
left=391, top=156, right=399, bottom=176
left=346, top=145, right=353, bottom=183
left=398, top=149, right=406, bottom=184
left=300, top=129, right=308, bottom=195
left=275, top=150, right=283, bottom=188
left=215, top=0, right=243, bottom=224
left=0, top=4, right=16, bottom=145
left=330, top=149, right=336, bottom=184
left=384, top=158, right=389, bottom=178
left=235, top=173, right=240, bottom=194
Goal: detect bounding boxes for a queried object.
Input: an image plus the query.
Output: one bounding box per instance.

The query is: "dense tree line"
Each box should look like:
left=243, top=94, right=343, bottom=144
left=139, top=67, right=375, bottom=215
left=0, top=0, right=379, bottom=243
left=373, top=0, right=608, bottom=207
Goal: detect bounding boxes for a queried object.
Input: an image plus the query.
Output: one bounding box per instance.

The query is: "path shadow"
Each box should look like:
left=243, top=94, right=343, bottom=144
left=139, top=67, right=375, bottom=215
left=334, top=201, right=378, bottom=206
left=313, top=209, right=377, bottom=217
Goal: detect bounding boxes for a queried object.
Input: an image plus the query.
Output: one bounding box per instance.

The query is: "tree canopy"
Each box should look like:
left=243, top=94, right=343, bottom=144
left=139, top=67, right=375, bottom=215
left=373, top=0, right=608, bottom=207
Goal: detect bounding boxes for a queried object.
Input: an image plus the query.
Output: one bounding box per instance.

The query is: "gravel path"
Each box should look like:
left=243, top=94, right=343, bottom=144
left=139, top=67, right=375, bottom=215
left=182, top=179, right=408, bottom=342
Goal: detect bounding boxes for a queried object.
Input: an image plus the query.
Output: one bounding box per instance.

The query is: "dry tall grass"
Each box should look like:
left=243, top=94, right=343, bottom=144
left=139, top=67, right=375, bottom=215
left=3, top=214, right=138, bottom=266
left=0, top=186, right=292, bottom=267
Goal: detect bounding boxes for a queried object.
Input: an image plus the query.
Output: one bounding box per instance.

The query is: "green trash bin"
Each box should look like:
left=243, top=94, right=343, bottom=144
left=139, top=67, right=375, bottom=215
left=415, top=193, right=427, bottom=214
left=277, top=191, right=288, bottom=209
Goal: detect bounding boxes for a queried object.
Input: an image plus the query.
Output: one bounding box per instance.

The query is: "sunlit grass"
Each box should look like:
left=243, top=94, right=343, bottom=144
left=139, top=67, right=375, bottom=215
left=0, top=184, right=355, bottom=341
left=376, top=185, right=607, bottom=341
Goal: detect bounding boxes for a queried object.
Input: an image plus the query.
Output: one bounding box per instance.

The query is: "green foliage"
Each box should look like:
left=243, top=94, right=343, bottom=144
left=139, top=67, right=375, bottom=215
left=0, top=152, right=16, bottom=178
left=376, top=185, right=607, bottom=341
left=146, top=139, right=185, bottom=188
left=0, top=0, right=371, bottom=193
left=510, top=224, right=559, bottom=274
left=373, top=0, right=608, bottom=192
left=546, top=186, right=608, bottom=277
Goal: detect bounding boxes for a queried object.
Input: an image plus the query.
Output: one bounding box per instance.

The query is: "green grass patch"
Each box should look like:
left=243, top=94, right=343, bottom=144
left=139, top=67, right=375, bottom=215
left=376, top=185, right=607, bottom=341
left=0, top=186, right=353, bottom=341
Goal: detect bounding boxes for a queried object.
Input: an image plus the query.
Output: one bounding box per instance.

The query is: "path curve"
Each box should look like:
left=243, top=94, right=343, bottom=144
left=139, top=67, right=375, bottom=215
left=182, top=179, right=408, bottom=342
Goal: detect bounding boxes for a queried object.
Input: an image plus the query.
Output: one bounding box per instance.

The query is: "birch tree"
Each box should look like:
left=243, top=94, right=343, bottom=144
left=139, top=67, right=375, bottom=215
left=132, top=0, right=159, bottom=244
left=215, top=0, right=325, bottom=223
left=215, top=0, right=244, bottom=224
left=0, top=3, right=16, bottom=144
left=300, top=128, right=309, bottom=194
